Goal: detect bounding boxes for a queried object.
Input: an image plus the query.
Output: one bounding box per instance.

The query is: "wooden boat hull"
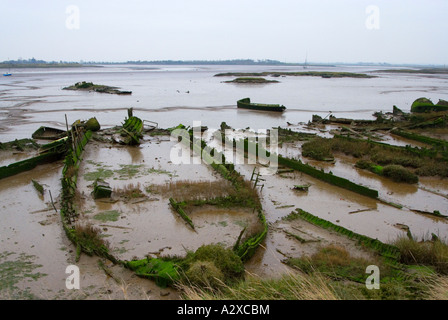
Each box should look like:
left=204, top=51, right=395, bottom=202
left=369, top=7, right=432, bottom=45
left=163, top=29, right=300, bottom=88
left=32, top=126, right=67, bottom=140
left=237, top=98, right=286, bottom=112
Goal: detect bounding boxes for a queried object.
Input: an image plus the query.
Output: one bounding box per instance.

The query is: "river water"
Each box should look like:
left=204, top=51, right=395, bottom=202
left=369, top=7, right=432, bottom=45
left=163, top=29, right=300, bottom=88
left=1, top=64, right=448, bottom=141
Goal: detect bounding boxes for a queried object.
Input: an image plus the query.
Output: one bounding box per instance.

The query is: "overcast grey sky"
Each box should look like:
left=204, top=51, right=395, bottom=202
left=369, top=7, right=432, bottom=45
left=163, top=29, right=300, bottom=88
left=1, top=0, right=447, bottom=64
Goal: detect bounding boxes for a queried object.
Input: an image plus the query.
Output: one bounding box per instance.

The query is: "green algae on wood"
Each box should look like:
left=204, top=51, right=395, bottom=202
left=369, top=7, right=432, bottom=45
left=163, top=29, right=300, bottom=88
left=411, top=97, right=448, bottom=113
left=290, top=209, right=401, bottom=261
left=92, top=179, right=112, bottom=199
left=169, top=197, right=195, bottom=230
left=126, top=258, right=180, bottom=288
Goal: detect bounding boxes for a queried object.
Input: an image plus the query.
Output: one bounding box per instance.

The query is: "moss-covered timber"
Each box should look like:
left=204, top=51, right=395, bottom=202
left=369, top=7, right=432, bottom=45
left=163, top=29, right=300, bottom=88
left=63, top=81, right=132, bottom=95
left=177, top=127, right=268, bottom=261
left=237, top=98, right=286, bottom=112
left=411, top=97, right=448, bottom=113
left=0, top=137, right=68, bottom=180
left=31, top=126, right=67, bottom=140
left=233, top=210, right=268, bottom=261
left=391, top=129, right=448, bottom=151
left=120, top=115, right=143, bottom=145
left=291, top=209, right=401, bottom=261
left=279, top=156, right=378, bottom=198
left=125, top=258, right=180, bottom=288
left=239, top=138, right=379, bottom=199
left=58, top=128, right=118, bottom=263
left=169, top=197, right=195, bottom=230
left=225, top=77, right=279, bottom=84
left=0, top=151, right=64, bottom=180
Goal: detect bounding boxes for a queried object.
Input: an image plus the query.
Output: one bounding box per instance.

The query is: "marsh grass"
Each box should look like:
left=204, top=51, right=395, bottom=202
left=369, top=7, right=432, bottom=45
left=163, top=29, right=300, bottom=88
left=113, top=183, right=145, bottom=200
left=285, top=245, right=385, bottom=283
left=151, top=180, right=237, bottom=202
left=182, top=244, right=245, bottom=283
left=426, top=276, right=448, bottom=300
left=74, top=222, right=111, bottom=255
left=178, top=271, right=339, bottom=300
left=394, top=236, right=448, bottom=274
left=382, top=165, right=419, bottom=183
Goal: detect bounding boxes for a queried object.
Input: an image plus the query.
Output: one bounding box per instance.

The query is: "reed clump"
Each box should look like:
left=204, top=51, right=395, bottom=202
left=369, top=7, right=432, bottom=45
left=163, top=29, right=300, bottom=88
left=151, top=180, right=236, bottom=202
left=73, top=222, right=111, bottom=256
left=113, top=183, right=145, bottom=200
left=393, top=236, right=448, bottom=274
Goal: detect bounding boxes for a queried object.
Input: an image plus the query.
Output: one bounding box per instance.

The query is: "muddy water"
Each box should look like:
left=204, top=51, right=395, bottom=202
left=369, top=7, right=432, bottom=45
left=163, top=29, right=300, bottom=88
left=75, top=137, right=262, bottom=262
left=200, top=130, right=448, bottom=276
left=0, top=150, right=179, bottom=299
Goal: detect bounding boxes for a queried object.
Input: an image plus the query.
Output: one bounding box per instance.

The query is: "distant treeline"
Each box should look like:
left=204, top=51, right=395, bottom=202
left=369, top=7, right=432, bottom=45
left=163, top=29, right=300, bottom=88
left=120, top=59, right=302, bottom=66
left=1, top=58, right=82, bottom=68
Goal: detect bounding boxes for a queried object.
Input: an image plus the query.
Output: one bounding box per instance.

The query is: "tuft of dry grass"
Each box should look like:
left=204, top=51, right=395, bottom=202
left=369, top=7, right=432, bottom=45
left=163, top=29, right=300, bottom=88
left=394, top=236, right=448, bottom=274
left=74, top=222, right=110, bottom=253
left=178, top=270, right=339, bottom=300
left=151, top=180, right=236, bottom=202
left=426, top=276, right=448, bottom=300
left=113, top=183, right=145, bottom=200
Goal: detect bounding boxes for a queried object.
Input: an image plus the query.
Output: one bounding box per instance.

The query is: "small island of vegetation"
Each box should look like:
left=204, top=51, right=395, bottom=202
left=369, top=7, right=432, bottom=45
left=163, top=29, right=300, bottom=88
left=63, top=81, right=132, bottom=95
left=224, top=77, right=279, bottom=84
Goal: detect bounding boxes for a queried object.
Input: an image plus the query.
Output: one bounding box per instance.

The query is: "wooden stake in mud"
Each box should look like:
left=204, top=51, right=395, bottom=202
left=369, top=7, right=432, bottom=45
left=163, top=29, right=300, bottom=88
left=49, top=190, right=58, bottom=213
left=65, top=114, right=75, bottom=150
left=65, top=114, right=69, bottom=133
left=253, top=171, right=261, bottom=189
left=250, top=167, right=256, bottom=182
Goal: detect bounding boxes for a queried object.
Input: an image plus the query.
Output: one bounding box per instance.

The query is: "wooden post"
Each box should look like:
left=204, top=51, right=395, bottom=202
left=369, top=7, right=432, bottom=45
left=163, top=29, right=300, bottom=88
left=250, top=167, right=256, bottom=182
left=49, top=190, right=57, bottom=213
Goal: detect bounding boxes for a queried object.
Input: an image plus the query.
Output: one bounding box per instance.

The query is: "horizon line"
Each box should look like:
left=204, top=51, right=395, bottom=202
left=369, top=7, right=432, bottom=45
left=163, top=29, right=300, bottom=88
left=1, top=58, right=447, bottom=68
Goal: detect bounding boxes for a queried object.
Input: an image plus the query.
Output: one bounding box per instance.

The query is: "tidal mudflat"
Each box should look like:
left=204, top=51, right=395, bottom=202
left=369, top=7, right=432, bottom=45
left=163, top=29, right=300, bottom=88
left=1, top=65, right=447, bottom=300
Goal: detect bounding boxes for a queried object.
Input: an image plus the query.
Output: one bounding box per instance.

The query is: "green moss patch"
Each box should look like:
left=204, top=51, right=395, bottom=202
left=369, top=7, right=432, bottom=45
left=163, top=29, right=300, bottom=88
left=83, top=167, right=114, bottom=181
left=126, top=258, right=180, bottom=288
left=0, top=251, right=47, bottom=299
left=93, top=210, right=121, bottom=222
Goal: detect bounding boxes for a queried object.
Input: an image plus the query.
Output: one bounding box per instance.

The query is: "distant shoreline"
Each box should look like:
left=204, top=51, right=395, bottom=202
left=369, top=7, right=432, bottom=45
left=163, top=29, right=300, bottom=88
left=0, top=63, right=86, bottom=68
left=374, top=68, right=448, bottom=75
